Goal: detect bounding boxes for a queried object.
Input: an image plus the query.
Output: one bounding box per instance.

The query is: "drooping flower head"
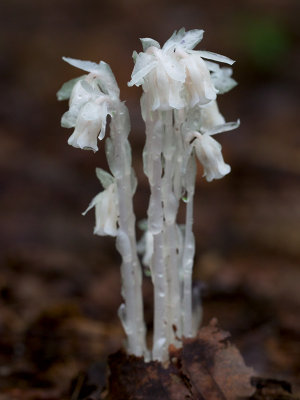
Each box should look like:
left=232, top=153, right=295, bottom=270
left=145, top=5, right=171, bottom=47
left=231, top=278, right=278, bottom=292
left=128, top=28, right=235, bottom=112
left=187, top=105, right=240, bottom=181
left=128, top=39, right=186, bottom=112
left=57, top=58, right=120, bottom=152
left=194, top=133, right=231, bottom=182
left=82, top=168, right=119, bottom=236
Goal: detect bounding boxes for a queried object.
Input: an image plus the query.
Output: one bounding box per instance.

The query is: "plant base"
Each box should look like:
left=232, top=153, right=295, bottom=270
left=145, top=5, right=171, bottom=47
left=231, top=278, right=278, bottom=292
left=103, top=319, right=256, bottom=400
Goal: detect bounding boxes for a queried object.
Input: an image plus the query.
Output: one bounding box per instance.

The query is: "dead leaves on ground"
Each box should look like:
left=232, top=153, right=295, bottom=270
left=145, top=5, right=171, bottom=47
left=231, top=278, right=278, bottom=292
left=106, top=319, right=255, bottom=400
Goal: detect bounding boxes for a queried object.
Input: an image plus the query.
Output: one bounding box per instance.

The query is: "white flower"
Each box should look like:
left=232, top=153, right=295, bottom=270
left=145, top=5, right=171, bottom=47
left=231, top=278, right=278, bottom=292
left=57, top=57, right=120, bottom=151
left=128, top=28, right=235, bottom=111
left=61, top=78, right=91, bottom=128
left=209, top=64, right=237, bottom=94
left=67, top=98, right=110, bottom=152
left=199, top=100, right=225, bottom=130
left=129, top=46, right=185, bottom=111
left=194, top=133, right=231, bottom=182
left=180, top=53, right=217, bottom=107
left=61, top=57, right=120, bottom=98
left=82, top=173, right=119, bottom=236
left=60, top=78, right=112, bottom=152
left=171, top=30, right=235, bottom=107
left=191, top=117, right=240, bottom=182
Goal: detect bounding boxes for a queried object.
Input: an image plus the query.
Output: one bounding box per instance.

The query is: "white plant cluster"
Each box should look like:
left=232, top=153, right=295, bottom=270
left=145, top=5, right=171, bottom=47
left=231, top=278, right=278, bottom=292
left=57, top=28, right=239, bottom=362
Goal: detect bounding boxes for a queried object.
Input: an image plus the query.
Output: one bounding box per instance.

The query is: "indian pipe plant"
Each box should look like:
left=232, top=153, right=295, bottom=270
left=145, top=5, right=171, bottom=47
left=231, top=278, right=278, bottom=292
left=57, top=28, right=239, bottom=363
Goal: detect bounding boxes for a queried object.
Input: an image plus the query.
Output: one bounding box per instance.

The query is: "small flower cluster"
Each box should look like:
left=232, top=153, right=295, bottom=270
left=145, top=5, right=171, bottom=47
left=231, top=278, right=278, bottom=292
left=129, top=28, right=239, bottom=182
left=57, top=58, right=122, bottom=237
left=58, top=57, right=120, bottom=153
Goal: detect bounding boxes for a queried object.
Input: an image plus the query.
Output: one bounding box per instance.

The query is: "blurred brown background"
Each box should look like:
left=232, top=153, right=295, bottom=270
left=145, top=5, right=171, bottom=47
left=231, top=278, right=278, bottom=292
left=0, top=0, right=299, bottom=398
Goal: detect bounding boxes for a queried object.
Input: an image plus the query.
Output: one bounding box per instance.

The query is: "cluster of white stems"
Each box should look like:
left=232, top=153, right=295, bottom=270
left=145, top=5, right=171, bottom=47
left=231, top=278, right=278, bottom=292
left=57, top=28, right=239, bottom=362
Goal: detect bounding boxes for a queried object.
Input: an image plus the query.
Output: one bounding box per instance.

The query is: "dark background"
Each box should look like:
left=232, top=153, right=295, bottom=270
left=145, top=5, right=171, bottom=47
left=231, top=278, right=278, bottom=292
left=0, top=0, right=299, bottom=397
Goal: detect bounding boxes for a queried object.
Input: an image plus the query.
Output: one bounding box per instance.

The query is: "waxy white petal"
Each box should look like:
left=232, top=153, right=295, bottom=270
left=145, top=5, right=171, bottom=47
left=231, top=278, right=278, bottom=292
left=140, top=37, right=161, bottom=51
left=95, top=167, right=114, bottom=189
left=197, top=50, right=235, bottom=65
left=163, top=28, right=204, bottom=52
left=205, top=119, right=240, bottom=136
left=194, top=134, right=231, bottom=182
left=200, top=100, right=225, bottom=130
left=182, top=54, right=217, bottom=106
left=211, top=67, right=237, bottom=94
left=128, top=52, right=157, bottom=87
left=63, top=57, right=102, bottom=73
left=62, top=57, right=120, bottom=98
left=83, top=182, right=119, bottom=237
left=56, top=76, right=85, bottom=101
left=67, top=100, right=109, bottom=152
left=163, top=54, right=186, bottom=82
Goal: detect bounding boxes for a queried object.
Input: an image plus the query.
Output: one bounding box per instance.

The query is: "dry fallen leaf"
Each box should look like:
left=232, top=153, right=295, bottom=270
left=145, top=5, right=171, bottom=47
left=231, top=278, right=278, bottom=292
left=105, top=319, right=255, bottom=400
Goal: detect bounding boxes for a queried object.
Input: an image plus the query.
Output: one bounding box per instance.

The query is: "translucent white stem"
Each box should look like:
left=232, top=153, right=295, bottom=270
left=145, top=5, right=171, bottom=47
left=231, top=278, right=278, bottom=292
left=182, top=155, right=197, bottom=338
left=110, top=102, right=147, bottom=357
left=145, top=111, right=168, bottom=362
left=173, top=110, right=185, bottom=200
left=161, top=110, right=182, bottom=346
left=164, top=223, right=182, bottom=345
left=152, top=230, right=168, bottom=361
